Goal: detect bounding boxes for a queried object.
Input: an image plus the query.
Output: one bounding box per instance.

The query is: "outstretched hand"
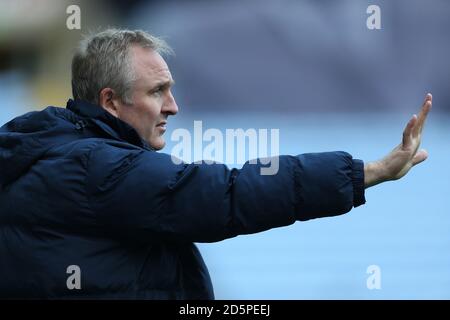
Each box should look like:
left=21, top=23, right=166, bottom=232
left=364, top=93, right=432, bottom=188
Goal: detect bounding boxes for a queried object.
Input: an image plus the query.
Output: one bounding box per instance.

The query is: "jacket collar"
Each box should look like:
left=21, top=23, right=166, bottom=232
left=66, top=99, right=153, bottom=150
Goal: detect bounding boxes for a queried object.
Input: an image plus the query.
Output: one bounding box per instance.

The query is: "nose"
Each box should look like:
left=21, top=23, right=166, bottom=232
left=163, top=91, right=179, bottom=116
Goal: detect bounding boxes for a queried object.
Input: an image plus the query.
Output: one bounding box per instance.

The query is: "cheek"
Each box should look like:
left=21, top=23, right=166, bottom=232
left=144, top=98, right=163, bottom=119
left=133, top=94, right=155, bottom=112
left=136, top=99, right=162, bottom=129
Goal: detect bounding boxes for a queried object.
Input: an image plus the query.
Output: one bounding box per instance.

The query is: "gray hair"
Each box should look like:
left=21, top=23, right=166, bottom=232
left=71, top=28, right=173, bottom=105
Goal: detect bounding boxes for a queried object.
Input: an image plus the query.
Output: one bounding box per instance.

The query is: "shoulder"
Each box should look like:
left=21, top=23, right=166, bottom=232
left=86, top=141, right=177, bottom=176
left=85, top=141, right=183, bottom=196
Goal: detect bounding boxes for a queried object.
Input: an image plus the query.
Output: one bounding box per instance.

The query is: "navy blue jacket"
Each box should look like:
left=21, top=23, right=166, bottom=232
left=0, top=99, right=365, bottom=299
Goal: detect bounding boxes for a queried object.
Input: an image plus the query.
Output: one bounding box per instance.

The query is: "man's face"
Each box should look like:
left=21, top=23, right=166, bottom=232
left=114, top=46, right=178, bottom=150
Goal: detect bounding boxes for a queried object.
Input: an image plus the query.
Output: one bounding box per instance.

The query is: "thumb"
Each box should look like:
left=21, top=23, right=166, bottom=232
left=412, top=149, right=428, bottom=166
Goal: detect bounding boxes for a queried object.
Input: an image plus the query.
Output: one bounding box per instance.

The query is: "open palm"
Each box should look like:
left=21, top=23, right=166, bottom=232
left=365, top=93, right=432, bottom=188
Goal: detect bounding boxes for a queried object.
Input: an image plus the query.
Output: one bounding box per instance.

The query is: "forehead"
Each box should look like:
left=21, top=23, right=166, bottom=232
left=130, top=45, right=172, bottom=82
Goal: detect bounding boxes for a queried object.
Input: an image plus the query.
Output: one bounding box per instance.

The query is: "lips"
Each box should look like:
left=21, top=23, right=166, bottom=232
left=157, top=121, right=167, bottom=130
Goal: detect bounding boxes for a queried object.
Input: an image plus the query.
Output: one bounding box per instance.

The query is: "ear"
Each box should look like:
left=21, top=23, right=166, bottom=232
left=99, top=88, right=120, bottom=117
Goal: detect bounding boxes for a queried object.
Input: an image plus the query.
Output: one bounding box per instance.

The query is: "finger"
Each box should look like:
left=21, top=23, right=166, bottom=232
left=417, top=93, right=432, bottom=126
left=402, top=114, right=417, bottom=148
left=414, top=93, right=432, bottom=136
left=412, top=149, right=428, bottom=166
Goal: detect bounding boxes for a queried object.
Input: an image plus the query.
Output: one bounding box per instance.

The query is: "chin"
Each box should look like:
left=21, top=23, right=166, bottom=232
left=150, top=138, right=165, bottom=151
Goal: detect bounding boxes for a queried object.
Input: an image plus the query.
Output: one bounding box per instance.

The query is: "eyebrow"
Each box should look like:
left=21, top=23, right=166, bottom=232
left=152, top=79, right=175, bottom=90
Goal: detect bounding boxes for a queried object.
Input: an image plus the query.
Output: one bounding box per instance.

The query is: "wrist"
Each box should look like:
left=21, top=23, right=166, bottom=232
left=364, top=161, right=387, bottom=188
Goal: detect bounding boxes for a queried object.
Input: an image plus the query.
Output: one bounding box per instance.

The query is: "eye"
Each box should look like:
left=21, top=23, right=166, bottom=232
left=151, top=87, right=163, bottom=97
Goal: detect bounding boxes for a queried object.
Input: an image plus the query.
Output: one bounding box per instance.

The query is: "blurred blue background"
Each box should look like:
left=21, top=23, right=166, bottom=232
left=0, top=0, right=449, bottom=299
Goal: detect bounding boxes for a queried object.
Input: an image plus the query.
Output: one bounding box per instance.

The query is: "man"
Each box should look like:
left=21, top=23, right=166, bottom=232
left=0, top=29, right=431, bottom=299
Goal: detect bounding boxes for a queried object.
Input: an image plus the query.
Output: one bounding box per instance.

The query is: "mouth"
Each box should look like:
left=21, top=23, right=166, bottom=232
left=156, top=121, right=167, bottom=131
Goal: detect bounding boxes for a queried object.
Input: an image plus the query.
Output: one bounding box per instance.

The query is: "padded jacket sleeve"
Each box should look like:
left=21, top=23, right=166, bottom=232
left=86, top=142, right=365, bottom=243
